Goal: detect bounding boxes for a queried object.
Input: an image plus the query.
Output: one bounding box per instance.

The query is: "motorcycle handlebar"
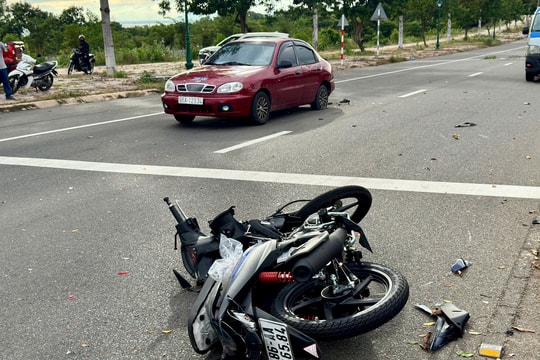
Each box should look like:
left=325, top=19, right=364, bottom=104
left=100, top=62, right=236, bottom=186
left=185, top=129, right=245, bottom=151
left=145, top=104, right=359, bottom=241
left=163, top=197, right=187, bottom=223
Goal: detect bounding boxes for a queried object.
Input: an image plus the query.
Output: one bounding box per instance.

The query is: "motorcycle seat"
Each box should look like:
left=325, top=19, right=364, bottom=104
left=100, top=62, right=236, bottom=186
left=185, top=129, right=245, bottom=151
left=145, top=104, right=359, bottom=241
left=34, top=62, right=56, bottom=74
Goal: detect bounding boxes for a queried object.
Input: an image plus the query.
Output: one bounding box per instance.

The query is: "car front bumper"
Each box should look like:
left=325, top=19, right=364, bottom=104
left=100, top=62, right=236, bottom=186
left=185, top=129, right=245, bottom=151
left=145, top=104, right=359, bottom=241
left=161, top=92, right=253, bottom=118
left=525, top=54, right=540, bottom=75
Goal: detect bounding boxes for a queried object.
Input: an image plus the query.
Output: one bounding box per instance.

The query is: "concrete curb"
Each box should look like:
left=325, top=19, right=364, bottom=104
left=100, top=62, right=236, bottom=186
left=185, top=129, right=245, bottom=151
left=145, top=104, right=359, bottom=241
left=1, top=89, right=161, bottom=113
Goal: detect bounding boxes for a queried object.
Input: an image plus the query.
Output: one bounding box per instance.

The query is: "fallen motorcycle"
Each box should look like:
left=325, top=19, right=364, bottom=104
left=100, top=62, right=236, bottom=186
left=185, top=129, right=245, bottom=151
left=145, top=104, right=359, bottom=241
left=8, top=52, right=58, bottom=94
left=164, top=185, right=409, bottom=359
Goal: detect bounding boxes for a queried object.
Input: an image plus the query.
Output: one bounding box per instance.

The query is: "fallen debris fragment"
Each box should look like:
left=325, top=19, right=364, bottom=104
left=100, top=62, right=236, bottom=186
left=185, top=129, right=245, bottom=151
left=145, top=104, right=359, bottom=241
left=451, top=258, right=472, bottom=275
left=415, top=302, right=470, bottom=351
left=454, top=122, right=477, bottom=127
left=478, top=343, right=504, bottom=358
left=512, top=326, right=536, bottom=333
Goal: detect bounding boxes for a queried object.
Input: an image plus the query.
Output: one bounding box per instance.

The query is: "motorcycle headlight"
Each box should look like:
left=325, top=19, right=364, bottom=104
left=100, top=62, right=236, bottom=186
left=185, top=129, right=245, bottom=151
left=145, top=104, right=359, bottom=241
left=164, top=79, right=176, bottom=92
left=217, top=82, right=243, bottom=94
left=527, top=45, right=540, bottom=55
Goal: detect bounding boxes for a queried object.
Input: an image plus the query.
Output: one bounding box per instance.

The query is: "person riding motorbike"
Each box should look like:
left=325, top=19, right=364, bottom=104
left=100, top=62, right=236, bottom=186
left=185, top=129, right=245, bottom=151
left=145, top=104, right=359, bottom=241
left=78, top=35, right=90, bottom=70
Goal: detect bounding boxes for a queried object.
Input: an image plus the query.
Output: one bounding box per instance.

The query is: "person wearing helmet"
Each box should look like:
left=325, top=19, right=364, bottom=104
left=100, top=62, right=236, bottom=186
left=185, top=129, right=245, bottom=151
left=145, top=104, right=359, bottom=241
left=78, top=35, right=90, bottom=71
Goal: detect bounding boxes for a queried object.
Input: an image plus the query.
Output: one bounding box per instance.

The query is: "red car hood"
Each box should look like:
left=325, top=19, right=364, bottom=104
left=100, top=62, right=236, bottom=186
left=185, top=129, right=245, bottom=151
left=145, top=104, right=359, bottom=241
left=171, top=65, right=263, bottom=84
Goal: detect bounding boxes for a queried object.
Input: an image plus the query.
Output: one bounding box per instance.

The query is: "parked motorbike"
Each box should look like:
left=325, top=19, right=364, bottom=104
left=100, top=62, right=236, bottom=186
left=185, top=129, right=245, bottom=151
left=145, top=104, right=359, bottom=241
left=8, top=53, right=58, bottom=94
left=164, top=185, right=409, bottom=359
left=68, top=48, right=95, bottom=75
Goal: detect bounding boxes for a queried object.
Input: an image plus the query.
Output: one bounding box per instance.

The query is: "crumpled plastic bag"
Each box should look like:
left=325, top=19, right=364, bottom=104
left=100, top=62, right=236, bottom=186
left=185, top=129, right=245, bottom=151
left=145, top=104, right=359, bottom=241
left=208, top=234, right=244, bottom=282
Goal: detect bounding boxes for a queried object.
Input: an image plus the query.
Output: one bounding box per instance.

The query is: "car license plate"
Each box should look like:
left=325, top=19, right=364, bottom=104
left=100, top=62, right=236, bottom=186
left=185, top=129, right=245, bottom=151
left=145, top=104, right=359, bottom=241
left=259, top=318, right=294, bottom=360
left=178, top=96, right=203, bottom=105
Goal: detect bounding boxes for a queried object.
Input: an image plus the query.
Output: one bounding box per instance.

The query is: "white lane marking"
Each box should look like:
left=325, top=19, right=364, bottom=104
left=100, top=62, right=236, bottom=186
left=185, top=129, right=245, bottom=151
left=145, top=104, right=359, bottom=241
left=214, top=131, right=292, bottom=153
left=468, top=72, right=483, bottom=77
left=335, top=45, right=525, bottom=84
left=504, top=62, right=513, bottom=66
left=399, top=89, right=427, bottom=98
left=1, top=156, right=539, bottom=199
left=0, top=112, right=163, bottom=143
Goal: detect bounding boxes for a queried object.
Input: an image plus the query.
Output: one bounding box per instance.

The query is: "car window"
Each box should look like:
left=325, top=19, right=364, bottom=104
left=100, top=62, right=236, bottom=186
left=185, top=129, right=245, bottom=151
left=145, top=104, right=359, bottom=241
left=295, top=44, right=318, bottom=65
left=207, top=42, right=276, bottom=66
left=277, top=42, right=298, bottom=67
left=533, top=14, right=540, bottom=32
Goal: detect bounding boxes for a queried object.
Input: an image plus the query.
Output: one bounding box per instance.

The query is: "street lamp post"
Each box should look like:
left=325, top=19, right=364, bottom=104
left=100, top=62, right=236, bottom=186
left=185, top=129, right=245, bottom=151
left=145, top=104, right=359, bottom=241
left=436, top=0, right=443, bottom=50
left=184, top=0, right=193, bottom=69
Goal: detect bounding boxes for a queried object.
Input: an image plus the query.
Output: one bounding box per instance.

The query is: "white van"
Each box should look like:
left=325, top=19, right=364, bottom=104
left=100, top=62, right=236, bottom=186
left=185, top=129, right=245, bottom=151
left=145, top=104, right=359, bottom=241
left=522, top=7, right=540, bottom=81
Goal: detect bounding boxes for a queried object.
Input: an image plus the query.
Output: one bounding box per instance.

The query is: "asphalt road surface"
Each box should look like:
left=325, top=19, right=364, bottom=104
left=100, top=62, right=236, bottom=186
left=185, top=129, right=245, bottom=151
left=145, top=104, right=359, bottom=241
left=1, top=38, right=539, bottom=359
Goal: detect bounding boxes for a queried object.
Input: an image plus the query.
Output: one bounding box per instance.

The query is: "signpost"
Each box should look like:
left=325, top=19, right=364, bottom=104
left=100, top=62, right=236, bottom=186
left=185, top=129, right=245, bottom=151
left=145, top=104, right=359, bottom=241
left=370, top=3, right=388, bottom=57
left=337, top=14, right=349, bottom=65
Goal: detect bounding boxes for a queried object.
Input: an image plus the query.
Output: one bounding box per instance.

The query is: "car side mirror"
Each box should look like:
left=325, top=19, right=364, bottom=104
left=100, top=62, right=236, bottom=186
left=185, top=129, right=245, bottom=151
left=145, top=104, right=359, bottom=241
left=277, top=59, right=293, bottom=69
left=523, top=26, right=529, bottom=35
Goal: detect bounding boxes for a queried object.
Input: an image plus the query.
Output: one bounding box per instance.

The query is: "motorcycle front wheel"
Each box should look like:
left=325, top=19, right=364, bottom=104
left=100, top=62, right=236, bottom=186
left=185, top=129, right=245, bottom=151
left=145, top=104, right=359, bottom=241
left=37, top=74, right=54, bottom=91
left=270, top=262, right=409, bottom=340
left=68, top=61, right=75, bottom=75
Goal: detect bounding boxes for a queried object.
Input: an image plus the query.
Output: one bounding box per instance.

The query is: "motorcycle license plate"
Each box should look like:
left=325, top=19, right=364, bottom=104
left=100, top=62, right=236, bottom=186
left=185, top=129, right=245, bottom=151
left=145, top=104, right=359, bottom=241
left=259, top=318, right=294, bottom=360
left=178, top=96, right=203, bottom=105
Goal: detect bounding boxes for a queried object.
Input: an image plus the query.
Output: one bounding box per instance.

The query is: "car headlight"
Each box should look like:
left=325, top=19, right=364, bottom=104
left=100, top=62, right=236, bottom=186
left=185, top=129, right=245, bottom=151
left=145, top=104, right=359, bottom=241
left=527, top=45, right=540, bottom=55
left=164, top=79, right=176, bottom=92
left=217, top=82, right=243, bottom=93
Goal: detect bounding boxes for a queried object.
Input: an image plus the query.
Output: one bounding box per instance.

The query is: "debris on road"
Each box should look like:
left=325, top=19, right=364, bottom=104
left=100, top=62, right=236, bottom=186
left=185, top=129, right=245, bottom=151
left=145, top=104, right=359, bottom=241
left=478, top=343, right=504, bottom=358
left=415, top=302, right=470, bottom=351
left=451, top=258, right=473, bottom=275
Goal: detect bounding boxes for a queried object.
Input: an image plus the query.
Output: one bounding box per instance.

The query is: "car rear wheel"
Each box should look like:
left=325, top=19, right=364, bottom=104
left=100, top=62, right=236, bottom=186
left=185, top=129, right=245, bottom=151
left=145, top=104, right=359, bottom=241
left=174, top=115, right=195, bottom=124
left=311, top=84, right=330, bottom=110
left=526, top=72, right=535, bottom=82
left=250, top=92, right=270, bottom=125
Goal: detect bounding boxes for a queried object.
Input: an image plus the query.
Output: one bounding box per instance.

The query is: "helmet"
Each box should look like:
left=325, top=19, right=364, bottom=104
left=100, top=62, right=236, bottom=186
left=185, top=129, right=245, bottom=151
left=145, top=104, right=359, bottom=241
left=79, top=35, right=85, bottom=40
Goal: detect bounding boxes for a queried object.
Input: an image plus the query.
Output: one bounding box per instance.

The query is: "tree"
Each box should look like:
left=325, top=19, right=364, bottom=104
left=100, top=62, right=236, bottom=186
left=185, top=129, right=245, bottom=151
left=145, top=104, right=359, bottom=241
left=157, top=0, right=278, bottom=32
left=405, top=0, right=438, bottom=46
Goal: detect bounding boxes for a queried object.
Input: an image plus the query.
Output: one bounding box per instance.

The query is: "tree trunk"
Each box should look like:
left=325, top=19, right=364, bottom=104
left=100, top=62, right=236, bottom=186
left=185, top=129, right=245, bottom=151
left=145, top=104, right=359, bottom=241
left=312, top=7, right=318, bottom=50
left=351, top=18, right=365, bottom=51
left=100, top=0, right=116, bottom=76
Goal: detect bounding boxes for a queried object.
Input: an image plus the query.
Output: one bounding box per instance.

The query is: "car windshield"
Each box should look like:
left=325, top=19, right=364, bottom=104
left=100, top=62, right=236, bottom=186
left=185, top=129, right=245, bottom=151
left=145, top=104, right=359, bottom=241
left=205, top=42, right=276, bottom=66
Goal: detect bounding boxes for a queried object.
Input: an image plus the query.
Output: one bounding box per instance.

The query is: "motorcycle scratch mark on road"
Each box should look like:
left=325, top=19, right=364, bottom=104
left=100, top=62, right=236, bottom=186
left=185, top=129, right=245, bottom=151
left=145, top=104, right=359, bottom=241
left=1, top=156, right=539, bottom=200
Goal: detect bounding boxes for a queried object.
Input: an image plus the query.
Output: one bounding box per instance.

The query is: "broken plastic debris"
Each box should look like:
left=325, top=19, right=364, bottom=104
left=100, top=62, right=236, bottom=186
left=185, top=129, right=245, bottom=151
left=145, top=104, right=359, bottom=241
left=478, top=343, right=503, bottom=358
left=454, top=122, right=477, bottom=127
left=415, top=303, right=470, bottom=351
left=117, top=271, right=129, bottom=275
left=451, top=258, right=472, bottom=275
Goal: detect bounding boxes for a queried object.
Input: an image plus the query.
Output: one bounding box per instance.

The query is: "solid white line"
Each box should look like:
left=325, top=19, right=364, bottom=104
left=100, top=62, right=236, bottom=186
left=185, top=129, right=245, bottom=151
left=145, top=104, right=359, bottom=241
left=214, top=131, right=292, bottom=153
left=399, top=89, right=427, bottom=98
left=468, top=72, right=483, bottom=77
left=0, top=112, right=163, bottom=143
left=1, top=156, right=539, bottom=199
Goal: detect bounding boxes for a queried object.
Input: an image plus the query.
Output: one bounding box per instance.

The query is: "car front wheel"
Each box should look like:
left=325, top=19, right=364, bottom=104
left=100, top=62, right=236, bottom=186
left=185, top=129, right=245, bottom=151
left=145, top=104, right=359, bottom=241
left=250, top=92, right=270, bottom=125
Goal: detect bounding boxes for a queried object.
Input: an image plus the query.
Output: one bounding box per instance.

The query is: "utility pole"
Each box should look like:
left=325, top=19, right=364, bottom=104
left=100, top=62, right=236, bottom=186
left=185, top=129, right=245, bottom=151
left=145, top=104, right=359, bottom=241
left=100, top=0, right=116, bottom=76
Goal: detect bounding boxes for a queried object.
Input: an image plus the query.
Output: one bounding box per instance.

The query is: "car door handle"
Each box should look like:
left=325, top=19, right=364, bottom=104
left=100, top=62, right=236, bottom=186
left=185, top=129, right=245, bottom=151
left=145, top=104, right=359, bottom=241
left=295, top=71, right=302, bottom=75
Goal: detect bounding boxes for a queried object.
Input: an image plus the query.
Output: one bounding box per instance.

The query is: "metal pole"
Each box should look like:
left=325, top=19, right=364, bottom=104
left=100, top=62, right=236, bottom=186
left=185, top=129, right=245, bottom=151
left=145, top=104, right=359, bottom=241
left=184, top=0, right=193, bottom=69
left=340, top=13, right=345, bottom=66
left=436, top=3, right=441, bottom=49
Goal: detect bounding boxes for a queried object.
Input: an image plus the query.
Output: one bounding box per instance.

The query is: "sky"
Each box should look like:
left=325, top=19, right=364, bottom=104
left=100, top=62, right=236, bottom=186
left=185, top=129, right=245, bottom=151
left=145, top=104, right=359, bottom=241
left=5, top=0, right=294, bottom=26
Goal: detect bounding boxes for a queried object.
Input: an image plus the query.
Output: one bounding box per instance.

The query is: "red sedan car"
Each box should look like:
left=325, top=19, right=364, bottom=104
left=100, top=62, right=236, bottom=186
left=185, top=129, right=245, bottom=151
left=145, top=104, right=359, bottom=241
left=161, top=37, right=335, bottom=125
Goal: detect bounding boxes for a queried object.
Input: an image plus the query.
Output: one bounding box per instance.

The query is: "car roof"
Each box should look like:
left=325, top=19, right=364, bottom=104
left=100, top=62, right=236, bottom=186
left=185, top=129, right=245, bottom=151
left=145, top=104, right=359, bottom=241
left=239, top=32, right=289, bottom=38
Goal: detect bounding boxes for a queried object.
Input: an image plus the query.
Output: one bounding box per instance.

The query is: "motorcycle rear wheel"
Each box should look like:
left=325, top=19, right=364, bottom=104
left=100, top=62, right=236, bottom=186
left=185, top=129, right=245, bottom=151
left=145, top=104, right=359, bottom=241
left=270, top=262, right=409, bottom=340
left=37, top=74, right=54, bottom=91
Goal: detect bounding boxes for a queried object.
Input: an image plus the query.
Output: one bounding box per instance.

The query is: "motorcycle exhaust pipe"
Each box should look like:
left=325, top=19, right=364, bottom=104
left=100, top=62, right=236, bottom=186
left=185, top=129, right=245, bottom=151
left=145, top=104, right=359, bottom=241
left=291, top=228, right=347, bottom=282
